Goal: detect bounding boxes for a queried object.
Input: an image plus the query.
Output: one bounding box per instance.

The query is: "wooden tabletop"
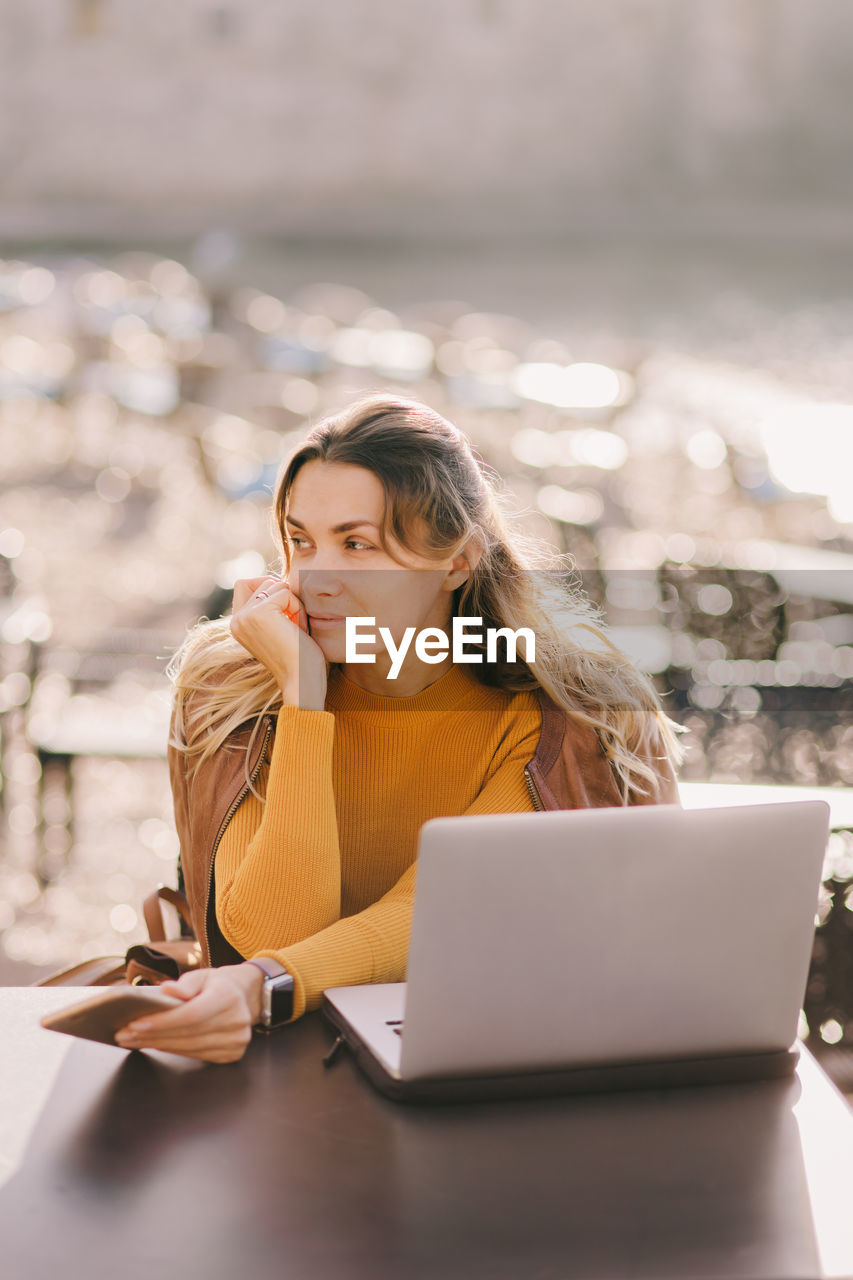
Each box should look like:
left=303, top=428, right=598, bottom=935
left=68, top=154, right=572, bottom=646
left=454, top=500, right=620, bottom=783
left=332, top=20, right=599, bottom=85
left=2, top=987, right=853, bottom=1280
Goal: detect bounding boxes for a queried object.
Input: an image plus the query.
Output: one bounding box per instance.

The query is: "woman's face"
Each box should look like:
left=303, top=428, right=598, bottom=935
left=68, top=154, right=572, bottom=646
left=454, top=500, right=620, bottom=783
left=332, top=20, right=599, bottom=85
left=284, top=460, right=466, bottom=671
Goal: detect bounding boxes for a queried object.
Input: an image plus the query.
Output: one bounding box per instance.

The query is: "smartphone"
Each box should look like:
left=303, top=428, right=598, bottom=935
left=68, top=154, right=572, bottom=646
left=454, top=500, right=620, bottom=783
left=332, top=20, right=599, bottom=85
left=40, top=985, right=182, bottom=1048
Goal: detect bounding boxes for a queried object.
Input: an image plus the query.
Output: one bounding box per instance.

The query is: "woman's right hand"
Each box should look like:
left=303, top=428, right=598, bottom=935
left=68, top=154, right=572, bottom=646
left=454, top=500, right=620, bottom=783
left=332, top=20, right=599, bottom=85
left=115, top=964, right=265, bottom=1063
left=229, top=576, right=328, bottom=710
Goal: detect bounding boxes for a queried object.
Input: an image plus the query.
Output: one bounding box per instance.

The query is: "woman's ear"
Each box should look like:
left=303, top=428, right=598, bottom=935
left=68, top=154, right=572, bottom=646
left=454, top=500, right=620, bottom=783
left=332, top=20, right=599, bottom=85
left=463, top=535, right=484, bottom=573
left=445, top=537, right=483, bottom=589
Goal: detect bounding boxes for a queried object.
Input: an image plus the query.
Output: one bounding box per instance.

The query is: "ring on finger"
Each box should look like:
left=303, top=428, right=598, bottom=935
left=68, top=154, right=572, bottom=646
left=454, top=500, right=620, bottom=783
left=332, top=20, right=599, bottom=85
left=255, top=590, right=270, bottom=600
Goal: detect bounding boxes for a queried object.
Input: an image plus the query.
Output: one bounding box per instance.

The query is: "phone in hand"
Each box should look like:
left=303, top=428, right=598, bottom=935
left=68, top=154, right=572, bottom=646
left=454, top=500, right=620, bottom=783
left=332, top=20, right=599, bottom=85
left=40, top=985, right=182, bottom=1048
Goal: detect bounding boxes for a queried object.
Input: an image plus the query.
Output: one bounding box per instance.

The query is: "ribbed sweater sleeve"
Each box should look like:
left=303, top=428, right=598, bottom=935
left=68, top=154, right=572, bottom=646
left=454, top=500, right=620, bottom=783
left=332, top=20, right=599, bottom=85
left=215, top=704, right=340, bottom=957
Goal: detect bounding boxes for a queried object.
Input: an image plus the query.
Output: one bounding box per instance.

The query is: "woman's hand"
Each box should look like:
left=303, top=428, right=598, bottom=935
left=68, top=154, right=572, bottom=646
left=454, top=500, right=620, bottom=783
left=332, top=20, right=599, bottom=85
left=229, top=575, right=328, bottom=710
left=114, top=964, right=266, bottom=1063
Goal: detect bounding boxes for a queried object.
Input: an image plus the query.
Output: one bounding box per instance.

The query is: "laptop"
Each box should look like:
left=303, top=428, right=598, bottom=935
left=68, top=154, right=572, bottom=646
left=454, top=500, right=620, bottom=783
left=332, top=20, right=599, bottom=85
left=322, top=801, right=830, bottom=1102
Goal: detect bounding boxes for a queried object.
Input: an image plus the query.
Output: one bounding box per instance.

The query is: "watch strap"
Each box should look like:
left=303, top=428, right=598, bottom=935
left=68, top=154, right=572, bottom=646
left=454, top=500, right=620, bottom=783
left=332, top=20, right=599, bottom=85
left=246, top=957, right=289, bottom=982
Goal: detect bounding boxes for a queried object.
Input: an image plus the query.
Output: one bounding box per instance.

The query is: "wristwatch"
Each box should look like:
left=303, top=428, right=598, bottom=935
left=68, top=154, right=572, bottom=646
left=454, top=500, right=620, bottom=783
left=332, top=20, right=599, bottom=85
left=245, top=957, right=295, bottom=1031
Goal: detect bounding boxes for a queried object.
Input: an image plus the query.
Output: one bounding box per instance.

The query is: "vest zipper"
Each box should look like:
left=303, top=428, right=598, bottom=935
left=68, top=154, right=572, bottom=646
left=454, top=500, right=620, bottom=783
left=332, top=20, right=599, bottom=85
left=203, top=716, right=273, bottom=964
left=523, top=764, right=545, bottom=812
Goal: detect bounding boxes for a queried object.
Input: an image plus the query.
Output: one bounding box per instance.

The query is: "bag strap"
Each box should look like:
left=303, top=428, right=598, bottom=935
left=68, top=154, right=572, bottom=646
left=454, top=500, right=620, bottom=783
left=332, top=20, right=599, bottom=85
left=35, top=955, right=127, bottom=987
left=142, top=885, right=195, bottom=943
left=35, top=889, right=199, bottom=989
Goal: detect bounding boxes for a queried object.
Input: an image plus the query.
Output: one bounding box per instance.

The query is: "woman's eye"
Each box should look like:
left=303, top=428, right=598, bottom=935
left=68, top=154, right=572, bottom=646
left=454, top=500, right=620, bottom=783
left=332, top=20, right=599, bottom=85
left=288, top=537, right=372, bottom=552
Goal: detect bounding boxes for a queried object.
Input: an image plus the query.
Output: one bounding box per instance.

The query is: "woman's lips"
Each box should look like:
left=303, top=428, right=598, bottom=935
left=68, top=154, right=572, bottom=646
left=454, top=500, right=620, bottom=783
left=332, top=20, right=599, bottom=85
left=308, top=613, right=345, bottom=628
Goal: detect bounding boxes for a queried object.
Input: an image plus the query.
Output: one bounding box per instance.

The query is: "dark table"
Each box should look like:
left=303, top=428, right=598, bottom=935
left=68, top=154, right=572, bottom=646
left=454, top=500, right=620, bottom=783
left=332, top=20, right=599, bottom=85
left=3, top=988, right=853, bottom=1280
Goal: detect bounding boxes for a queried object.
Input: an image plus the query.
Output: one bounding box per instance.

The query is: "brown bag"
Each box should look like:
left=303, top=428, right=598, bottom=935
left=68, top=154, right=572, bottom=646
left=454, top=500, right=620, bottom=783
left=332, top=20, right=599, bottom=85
left=35, top=886, right=202, bottom=988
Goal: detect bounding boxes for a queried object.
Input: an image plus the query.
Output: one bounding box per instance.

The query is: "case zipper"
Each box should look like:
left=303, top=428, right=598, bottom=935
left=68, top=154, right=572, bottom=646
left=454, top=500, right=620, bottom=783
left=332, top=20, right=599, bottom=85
left=322, top=1034, right=347, bottom=1068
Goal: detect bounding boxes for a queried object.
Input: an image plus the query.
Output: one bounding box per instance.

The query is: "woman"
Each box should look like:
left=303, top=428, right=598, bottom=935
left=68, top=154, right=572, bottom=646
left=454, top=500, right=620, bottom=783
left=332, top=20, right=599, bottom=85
left=115, top=394, right=682, bottom=1062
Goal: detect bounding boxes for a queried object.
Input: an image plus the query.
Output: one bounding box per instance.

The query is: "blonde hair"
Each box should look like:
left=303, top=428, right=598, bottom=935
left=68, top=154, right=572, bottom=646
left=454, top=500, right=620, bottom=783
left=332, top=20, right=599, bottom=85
left=169, top=394, right=683, bottom=799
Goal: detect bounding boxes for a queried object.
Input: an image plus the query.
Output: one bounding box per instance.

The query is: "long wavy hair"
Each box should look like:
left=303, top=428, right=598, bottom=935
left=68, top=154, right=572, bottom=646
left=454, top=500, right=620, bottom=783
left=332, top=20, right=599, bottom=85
left=168, top=393, right=683, bottom=799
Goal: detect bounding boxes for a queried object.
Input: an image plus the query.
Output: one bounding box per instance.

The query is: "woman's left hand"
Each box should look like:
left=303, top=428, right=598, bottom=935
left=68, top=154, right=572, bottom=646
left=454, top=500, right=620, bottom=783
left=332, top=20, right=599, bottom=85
left=229, top=575, right=329, bottom=710
left=114, top=964, right=265, bottom=1063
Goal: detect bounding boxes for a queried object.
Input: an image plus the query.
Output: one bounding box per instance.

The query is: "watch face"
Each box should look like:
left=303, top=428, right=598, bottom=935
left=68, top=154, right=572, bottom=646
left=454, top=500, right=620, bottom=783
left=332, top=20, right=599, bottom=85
left=263, top=973, right=295, bottom=1028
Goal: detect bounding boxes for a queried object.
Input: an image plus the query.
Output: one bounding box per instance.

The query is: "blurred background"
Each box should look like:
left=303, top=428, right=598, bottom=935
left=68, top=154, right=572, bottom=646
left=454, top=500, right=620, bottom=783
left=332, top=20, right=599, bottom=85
left=1, top=1, right=852, bottom=1065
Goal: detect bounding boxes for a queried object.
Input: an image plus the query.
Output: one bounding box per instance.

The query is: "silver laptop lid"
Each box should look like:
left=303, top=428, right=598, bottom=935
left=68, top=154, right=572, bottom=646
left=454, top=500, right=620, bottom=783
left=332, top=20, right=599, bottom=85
left=400, top=802, right=829, bottom=1080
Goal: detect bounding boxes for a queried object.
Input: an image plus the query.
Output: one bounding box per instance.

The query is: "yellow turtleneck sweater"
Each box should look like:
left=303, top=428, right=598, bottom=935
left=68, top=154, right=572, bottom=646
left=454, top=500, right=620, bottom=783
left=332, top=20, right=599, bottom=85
left=215, top=662, right=541, bottom=1019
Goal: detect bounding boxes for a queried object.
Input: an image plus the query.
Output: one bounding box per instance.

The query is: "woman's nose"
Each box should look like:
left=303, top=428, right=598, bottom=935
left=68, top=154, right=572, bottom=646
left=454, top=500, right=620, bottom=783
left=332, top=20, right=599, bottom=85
left=292, top=564, right=344, bottom=596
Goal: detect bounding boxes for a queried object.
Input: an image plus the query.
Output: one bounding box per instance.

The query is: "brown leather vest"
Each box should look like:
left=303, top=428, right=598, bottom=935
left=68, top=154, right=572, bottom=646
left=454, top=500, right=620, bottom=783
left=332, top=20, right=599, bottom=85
left=168, top=688, right=679, bottom=966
